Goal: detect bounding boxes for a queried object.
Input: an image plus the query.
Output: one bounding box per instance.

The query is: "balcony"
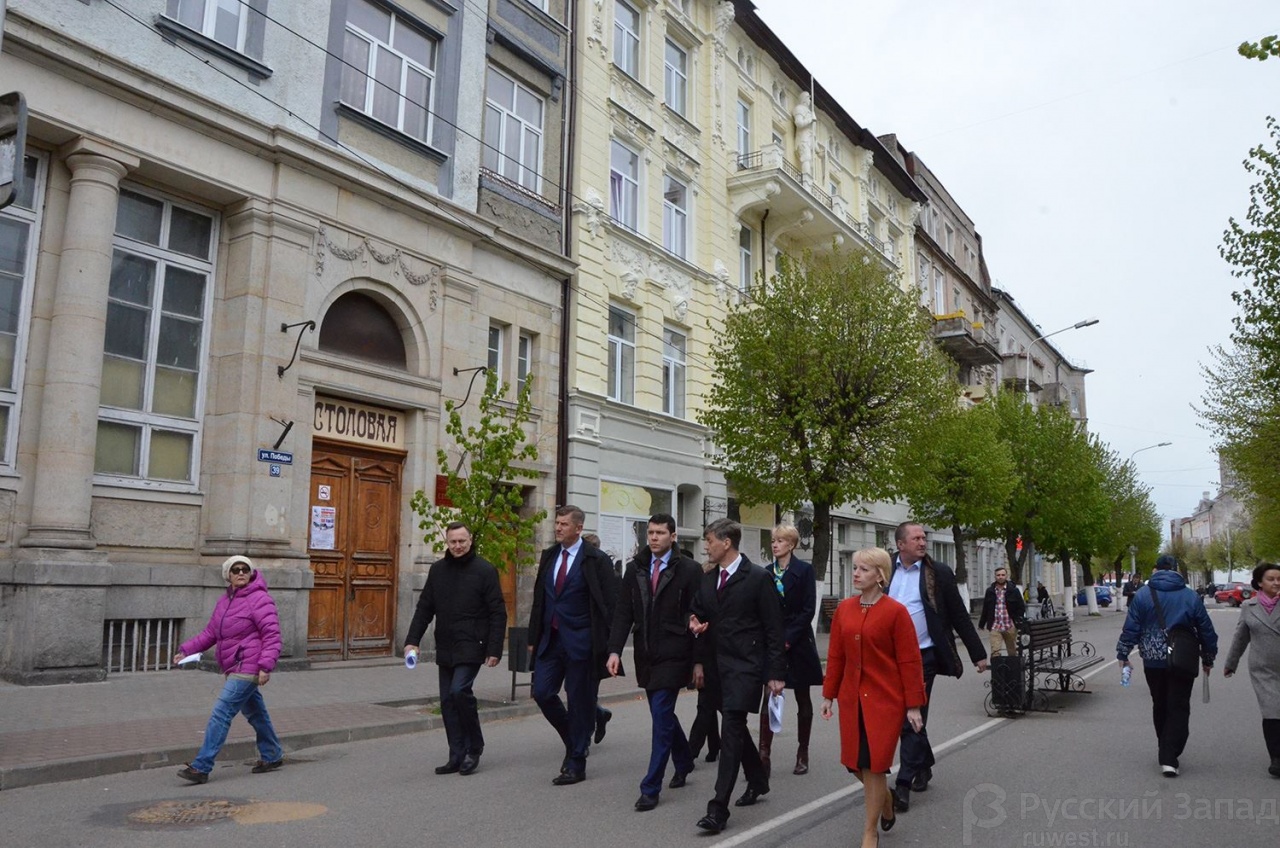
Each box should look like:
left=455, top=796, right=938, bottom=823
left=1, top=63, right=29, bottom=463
left=730, top=144, right=893, bottom=263
left=1000, top=352, right=1045, bottom=393
left=931, top=314, right=1001, bottom=367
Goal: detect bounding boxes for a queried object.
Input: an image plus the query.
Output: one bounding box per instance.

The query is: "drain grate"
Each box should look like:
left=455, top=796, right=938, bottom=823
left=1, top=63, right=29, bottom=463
left=128, top=800, right=240, bottom=826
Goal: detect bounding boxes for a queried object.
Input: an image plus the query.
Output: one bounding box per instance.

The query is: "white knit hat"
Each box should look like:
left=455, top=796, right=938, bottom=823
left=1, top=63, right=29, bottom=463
left=221, top=555, right=255, bottom=581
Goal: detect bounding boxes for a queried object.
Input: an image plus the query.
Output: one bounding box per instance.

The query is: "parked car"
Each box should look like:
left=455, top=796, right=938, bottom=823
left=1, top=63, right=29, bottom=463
left=1214, top=582, right=1254, bottom=606
left=1075, top=585, right=1113, bottom=607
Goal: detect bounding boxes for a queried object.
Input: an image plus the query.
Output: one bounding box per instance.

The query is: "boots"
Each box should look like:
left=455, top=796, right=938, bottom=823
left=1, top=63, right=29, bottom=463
left=793, top=709, right=812, bottom=775
left=757, top=710, right=773, bottom=780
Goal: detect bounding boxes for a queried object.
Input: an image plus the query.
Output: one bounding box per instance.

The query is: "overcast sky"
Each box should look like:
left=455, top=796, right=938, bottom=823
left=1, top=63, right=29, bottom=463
left=757, top=0, right=1278, bottom=534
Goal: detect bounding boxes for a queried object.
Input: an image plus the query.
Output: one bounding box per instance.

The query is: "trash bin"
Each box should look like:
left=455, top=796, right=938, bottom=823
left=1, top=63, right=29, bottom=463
left=508, top=626, right=530, bottom=673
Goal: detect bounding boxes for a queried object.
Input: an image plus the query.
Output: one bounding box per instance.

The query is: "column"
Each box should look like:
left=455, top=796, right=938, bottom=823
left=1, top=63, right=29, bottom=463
left=21, top=138, right=138, bottom=548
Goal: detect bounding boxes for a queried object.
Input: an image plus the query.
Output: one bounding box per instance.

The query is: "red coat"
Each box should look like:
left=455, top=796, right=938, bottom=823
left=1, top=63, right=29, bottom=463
left=822, top=596, right=926, bottom=772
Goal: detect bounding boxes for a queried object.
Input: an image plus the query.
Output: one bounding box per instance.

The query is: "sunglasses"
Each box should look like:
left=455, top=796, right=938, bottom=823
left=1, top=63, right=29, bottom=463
left=229, top=565, right=252, bottom=575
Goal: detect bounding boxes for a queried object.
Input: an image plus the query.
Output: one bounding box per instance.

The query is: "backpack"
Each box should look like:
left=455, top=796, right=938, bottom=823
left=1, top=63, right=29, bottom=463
left=1150, top=589, right=1200, bottom=678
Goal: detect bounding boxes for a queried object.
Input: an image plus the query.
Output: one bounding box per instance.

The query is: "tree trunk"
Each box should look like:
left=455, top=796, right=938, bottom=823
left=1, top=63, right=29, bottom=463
left=812, top=500, right=832, bottom=583
left=1059, top=548, right=1075, bottom=621
left=951, top=522, right=968, bottom=583
left=1005, top=534, right=1021, bottom=584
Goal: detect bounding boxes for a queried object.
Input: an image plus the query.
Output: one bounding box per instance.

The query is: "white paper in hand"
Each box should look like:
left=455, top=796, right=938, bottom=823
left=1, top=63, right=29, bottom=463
left=768, top=692, right=785, bottom=734
left=177, top=653, right=201, bottom=666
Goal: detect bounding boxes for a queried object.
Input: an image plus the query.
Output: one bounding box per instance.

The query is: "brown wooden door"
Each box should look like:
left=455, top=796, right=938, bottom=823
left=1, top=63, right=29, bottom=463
left=308, top=442, right=402, bottom=660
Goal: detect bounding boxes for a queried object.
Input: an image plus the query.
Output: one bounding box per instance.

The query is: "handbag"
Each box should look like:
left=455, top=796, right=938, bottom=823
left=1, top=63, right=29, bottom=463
left=1150, top=588, right=1200, bottom=678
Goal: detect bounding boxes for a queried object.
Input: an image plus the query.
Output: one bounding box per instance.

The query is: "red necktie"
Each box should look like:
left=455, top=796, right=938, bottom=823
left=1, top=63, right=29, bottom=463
left=651, top=557, right=663, bottom=594
left=717, top=568, right=729, bottom=594
left=555, top=549, right=569, bottom=595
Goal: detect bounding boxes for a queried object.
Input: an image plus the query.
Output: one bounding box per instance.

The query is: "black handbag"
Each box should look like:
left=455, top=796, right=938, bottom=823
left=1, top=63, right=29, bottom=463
left=1150, top=588, right=1201, bottom=678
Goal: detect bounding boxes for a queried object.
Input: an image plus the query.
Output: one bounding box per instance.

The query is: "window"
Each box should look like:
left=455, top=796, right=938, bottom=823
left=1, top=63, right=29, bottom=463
left=613, top=0, right=640, bottom=78
left=664, top=39, right=688, bottom=116
left=606, top=306, right=635, bottom=404
left=340, top=0, right=437, bottom=144
left=933, top=268, right=945, bottom=315
left=517, top=332, right=533, bottom=396
left=171, top=0, right=249, bottom=51
left=662, top=175, right=688, bottom=259
left=525, top=0, right=549, bottom=10
left=829, top=177, right=839, bottom=200
left=0, top=155, right=41, bottom=466
left=944, top=224, right=955, bottom=256
left=738, top=225, right=753, bottom=292
left=487, top=324, right=504, bottom=376
left=96, top=188, right=215, bottom=484
left=917, top=254, right=929, bottom=298
left=609, top=141, right=639, bottom=230
left=662, top=327, right=686, bottom=417
left=736, top=99, right=751, bottom=153
left=484, top=67, right=544, bottom=191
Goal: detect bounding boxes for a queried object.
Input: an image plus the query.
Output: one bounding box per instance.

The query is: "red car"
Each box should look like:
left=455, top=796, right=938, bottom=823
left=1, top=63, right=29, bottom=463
left=1214, top=582, right=1254, bottom=606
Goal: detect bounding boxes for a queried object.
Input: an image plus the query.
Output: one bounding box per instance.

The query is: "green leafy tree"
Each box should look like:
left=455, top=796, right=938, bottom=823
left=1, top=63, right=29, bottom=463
left=1239, top=36, right=1280, bottom=61
left=1097, top=452, right=1162, bottom=585
left=409, top=370, right=545, bottom=570
left=700, top=247, right=959, bottom=580
left=899, top=401, right=1015, bottom=583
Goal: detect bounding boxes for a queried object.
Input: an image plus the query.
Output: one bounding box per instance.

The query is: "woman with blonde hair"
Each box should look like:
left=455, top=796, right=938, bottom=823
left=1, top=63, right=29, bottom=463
left=758, top=523, right=825, bottom=776
left=822, top=547, right=925, bottom=847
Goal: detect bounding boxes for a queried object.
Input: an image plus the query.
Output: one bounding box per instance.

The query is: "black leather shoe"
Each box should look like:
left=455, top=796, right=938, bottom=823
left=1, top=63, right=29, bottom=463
left=251, top=759, right=283, bottom=774
left=635, top=794, right=659, bottom=811
left=880, top=811, right=897, bottom=832
left=892, top=784, right=910, bottom=813
left=734, top=784, right=769, bottom=807
left=911, top=767, right=931, bottom=792
left=552, top=770, right=586, bottom=786
left=1270, top=760, right=1280, bottom=778
left=669, top=770, right=689, bottom=789
left=458, top=754, right=480, bottom=776
left=696, top=813, right=727, bottom=833
left=594, top=708, right=612, bottom=744
left=177, top=765, right=208, bottom=785
left=434, top=759, right=461, bottom=775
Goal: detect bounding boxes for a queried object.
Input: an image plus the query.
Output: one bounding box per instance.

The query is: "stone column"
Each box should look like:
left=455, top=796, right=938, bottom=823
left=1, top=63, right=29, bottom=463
left=21, top=138, right=138, bottom=549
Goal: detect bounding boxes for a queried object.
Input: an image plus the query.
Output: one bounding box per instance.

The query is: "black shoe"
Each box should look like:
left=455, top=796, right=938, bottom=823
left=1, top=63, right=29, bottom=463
left=705, top=750, right=719, bottom=763
left=458, top=754, right=480, bottom=776
left=696, top=813, right=728, bottom=833
left=594, top=708, right=612, bottom=745
left=892, top=784, right=910, bottom=813
left=552, top=770, right=586, bottom=786
left=669, top=770, right=690, bottom=789
left=635, top=794, right=659, bottom=811
left=911, top=767, right=931, bottom=792
left=1269, top=761, right=1280, bottom=778
left=435, top=759, right=461, bottom=775
left=881, top=810, right=897, bottom=832
left=251, top=758, right=283, bottom=774
left=177, top=765, right=208, bottom=785
left=734, top=784, right=769, bottom=807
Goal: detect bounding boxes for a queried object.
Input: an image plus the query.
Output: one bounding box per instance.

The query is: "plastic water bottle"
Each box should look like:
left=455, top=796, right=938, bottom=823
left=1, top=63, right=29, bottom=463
left=405, top=648, right=418, bottom=670
left=1121, top=665, right=1132, bottom=687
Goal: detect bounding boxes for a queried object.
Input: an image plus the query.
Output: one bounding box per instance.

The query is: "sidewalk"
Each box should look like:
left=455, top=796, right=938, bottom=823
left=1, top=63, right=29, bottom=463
left=0, top=607, right=1135, bottom=792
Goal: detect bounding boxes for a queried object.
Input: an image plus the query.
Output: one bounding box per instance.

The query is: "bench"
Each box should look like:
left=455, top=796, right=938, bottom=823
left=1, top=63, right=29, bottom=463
left=984, top=615, right=1102, bottom=715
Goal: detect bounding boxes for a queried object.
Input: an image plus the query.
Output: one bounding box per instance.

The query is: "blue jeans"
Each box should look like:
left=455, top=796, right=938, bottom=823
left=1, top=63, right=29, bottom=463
left=640, top=687, right=694, bottom=796
left=439, top=663, right=483, bottom=760
left=191, top=676, right=283, bottom=774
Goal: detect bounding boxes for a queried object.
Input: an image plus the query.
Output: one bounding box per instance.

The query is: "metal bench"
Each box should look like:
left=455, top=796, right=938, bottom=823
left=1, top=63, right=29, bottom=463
left=984, top=615, right=1102, bottom=715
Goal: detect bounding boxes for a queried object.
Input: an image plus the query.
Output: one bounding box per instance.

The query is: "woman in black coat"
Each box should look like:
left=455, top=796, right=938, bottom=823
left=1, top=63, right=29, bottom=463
left=758, top=524, right=826, bottom=776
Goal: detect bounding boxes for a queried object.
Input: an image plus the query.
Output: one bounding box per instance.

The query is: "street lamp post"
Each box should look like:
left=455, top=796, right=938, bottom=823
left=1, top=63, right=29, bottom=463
left=1024, top=319, right=1100, bottom=395
left=1120, top=442, right=1172, bottom=609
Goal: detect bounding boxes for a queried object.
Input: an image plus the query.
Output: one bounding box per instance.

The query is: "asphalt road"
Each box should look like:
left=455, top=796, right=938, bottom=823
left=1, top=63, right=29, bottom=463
left=3, top=606, right=1273, bottom=848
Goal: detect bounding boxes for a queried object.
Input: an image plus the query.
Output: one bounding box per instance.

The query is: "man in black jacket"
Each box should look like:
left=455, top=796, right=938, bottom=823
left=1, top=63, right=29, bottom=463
left=528, top=505, right=620, bottom=785
left=887, top=522, right=987, bottom=813
left=979, top=567, right=1026, bottom=658
left=404, top=522, right=507, bottom=776
left=607, top=513, right=701, bottom=812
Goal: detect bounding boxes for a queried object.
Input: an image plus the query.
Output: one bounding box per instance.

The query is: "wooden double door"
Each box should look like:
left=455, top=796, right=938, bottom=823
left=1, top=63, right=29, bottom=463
left=307, top=441, right=403, bottom=660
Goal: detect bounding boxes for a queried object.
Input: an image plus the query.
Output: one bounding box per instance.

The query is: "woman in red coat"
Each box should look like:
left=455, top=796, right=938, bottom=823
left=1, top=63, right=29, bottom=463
left=822, top=547, right=926, bottom=848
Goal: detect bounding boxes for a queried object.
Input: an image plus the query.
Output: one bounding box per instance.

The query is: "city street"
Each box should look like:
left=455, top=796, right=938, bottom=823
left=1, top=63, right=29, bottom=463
left=2, top=608, right=1274, bottom=847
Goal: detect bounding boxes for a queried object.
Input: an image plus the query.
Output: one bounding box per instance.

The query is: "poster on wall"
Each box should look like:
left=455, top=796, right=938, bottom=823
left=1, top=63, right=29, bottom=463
left=310, top=506, right=336, bottom=550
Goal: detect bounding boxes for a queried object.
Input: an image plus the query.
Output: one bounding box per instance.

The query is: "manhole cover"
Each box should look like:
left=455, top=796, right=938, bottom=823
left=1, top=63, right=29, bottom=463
left=128, top=800, right=240, bottom=826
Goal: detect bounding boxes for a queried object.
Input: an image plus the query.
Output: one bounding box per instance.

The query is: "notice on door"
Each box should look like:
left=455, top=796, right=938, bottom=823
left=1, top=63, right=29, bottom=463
left=310, top=506, right=336, bottom=550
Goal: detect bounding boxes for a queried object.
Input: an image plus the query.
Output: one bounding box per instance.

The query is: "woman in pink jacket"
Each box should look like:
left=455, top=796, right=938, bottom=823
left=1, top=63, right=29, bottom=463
left=174, top=555, right=284, bottom=784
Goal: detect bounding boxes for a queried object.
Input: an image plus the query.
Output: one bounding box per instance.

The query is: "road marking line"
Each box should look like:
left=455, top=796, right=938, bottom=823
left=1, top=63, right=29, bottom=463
left=716, top=717, right=1007, bottom=847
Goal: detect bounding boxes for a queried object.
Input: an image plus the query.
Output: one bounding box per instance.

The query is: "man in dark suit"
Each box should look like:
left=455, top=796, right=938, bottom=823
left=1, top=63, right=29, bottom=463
left=887, top=521, right=987, bottom=813
left=688, top=518, right=786, bottom=834
left=528, top=505, right=620, bottom=785
left=607, top=513, right=700, bottom=812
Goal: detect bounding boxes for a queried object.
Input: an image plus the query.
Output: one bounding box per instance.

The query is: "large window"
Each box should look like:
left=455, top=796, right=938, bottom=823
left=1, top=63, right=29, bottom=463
left=662, top=175, right=688, bottom=259
left=738, top=225, right=753, bottom=293
left=517, top=332, right=533, bottom=397
left=487, top=323, right=504, bottom=377
left=609, top=141, right=639, bottom=230
left=613, top=0, right=640, bottom=78
left=0, top=155, right=41, bottom=467
left=607, top=306, right=635, bottom=404
left=170, top=0, right=250, bottom=51
left=96, top=188, right=215, bottom=484
left=483, top=67, right=544, bottom=192
left=340, top=0, right=437, bottom=144
left=933, top=267, right=945, bottom=315
left=736, top=99, right=751, bottom=153
left=662, top=327, right=686, bottom=417
left=664, top=39, right=688, bottom=116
